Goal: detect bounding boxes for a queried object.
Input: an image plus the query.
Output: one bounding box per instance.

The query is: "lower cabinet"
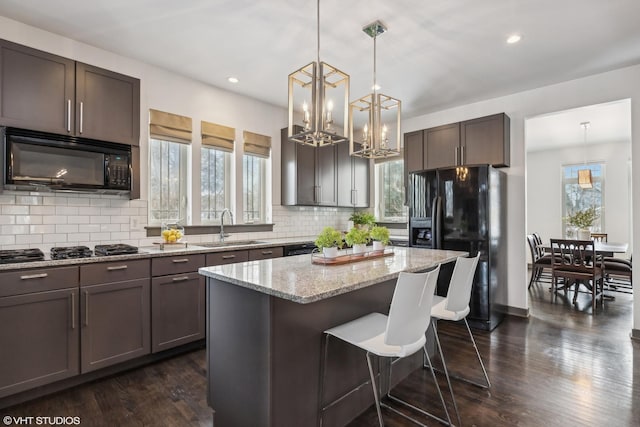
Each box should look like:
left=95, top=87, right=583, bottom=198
left=151, top=254, right=205, bottom=353
left=79, top=259, right=151, bottom=373
left=80, top=278, right=151, bottom=373
left=0, top=287, right=79, bottom=398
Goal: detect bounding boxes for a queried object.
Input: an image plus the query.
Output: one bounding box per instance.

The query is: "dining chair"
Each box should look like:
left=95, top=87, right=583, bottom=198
left=527, top=234, right=552, bottom=288
left=550, top=239, right=604, bottom=312
left=319, top=267, right=452, bottom=427
left=603, top=255, right=632, bottom=294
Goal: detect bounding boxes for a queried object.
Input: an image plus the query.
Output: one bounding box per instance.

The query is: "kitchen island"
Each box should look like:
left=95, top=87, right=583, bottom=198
left=199, top=246, right=464, bottom=427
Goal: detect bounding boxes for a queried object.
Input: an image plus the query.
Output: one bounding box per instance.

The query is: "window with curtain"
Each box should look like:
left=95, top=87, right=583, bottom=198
left=562, top=162, right=604, bottom=235
left=243, top=131, right=270, bottom=223
left=201, top=121, right=234, bottom=223
left=148, top=109, right=192, bottom=225
left=375, top=159, right=407, bottom=221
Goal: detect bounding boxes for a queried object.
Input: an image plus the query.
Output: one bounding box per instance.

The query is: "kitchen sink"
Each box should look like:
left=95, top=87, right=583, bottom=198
left=196, top=240, right=266, bottom=248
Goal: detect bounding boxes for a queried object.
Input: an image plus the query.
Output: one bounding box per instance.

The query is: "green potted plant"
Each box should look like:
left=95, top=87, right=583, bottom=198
left=564, top=207, right=599, bottom=240
left=369, top=225, right=390, bottom=251
left=344, top=227, right=371, bottom=255
left=315, top=226, right=344, bottom=258
left=348, top=211, right=376, bottom=230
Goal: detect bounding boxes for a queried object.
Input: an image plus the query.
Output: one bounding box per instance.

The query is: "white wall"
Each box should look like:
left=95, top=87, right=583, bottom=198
left=527, top=141, right=632, bottom=260
left=404, top=64, right=640, bottom=334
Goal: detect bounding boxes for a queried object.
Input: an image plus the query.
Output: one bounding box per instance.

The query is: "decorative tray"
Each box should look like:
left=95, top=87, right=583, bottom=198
left=311, top=248, right=394, bottom=265
left=153, top=241, right=189, bottom=250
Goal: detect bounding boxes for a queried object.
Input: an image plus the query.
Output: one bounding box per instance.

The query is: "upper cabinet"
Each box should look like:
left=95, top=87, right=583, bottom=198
left=405, top=112, right=510, bottom=173
left=337, top=142, right=369, bottom=208
left=281, top=127, right=337, bottom=206
left=0, top=39, right=140, bottom=145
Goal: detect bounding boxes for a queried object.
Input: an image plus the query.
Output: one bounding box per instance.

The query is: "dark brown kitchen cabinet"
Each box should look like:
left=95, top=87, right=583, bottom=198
left=281, top=127, right=337, bottom=206
left=403, top=130, right=424, bottom=204
left=206, top=250, right=250, bottom=266
left=248, top=246, right=284, bottom=261
left=424, top=123, right=460, bottom=170
left=0, top=39, right=75, bottom=135
left=79, top=259, right=150, bottom=373
left=0, top=38, right=140, bottom=146
left=151, top=254, right=205, bottom=353
left=460, top=113, right=510, bottom=167
left=337, top=141, right=369, bottom=207
left=0, top=266, right=79, bottom=398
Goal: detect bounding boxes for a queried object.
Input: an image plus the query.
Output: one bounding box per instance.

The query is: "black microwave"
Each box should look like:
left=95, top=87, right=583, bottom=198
left=2, top=127, right=132, bottom=194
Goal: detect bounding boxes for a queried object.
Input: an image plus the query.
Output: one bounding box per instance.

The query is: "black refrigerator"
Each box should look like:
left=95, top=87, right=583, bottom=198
left=409, top=165, right=506, bottom=331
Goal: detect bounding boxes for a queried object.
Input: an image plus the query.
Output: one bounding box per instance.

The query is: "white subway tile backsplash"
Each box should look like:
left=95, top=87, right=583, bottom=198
left=16, top=196, right=42, bottom=205
left=79, top=224, right=101, bottom=233
left=16, top=216, right=42, bottom=225
left=2, top=205, right=29, bottom=215
left=67, top=215, right=91, bottom=224
left=89, top=216, right=110, bottom=224
left=56, top=224, right=79, bottom=234
left=78, top=207, right=102, bottom=216
left=55, top=206, right=79, bottom=216
left=90, top=199, right=111, bottom=207
left=67, top=233, right=91, bottom=242
left=90, top=232, right=111, bottom=241
left=2, top=225, right=29, bottom=235
left=0, top=235, right=16, bottom=245
left=29, top=224, right=56, bottom=234
left=0, top=195, right=16, bottom=204
left=15, top=234, right=43, bottom=244
left=42, top=215, right=68, bottom=224
left=30, top=205, right=56, bottom=215
left=42, top=234, right=67, bottom=243
left=0, top=216, right=16, bottom=225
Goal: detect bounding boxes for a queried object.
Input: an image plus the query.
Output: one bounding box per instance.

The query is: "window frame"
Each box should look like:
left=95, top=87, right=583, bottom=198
left=561, top=162, right=605, bottom=235
left=375, top=159, right=407, bottom=222
left=242, top=153, right=267, bottom=224
left=148, top=138, right=190, bottom=225
left=200, top=146, right=231, bottom=224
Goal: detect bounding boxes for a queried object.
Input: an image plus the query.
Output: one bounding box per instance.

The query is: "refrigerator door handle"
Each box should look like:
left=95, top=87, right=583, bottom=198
left=432, top=195, right=442, bottom=249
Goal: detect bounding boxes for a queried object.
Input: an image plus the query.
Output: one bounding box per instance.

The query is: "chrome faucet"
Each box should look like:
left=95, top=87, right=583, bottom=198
left=220, top=208, right=234, bottom=242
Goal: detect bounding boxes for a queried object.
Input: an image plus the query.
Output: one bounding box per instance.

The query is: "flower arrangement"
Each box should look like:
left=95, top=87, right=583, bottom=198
left=564, top=207, right=599, bottom=230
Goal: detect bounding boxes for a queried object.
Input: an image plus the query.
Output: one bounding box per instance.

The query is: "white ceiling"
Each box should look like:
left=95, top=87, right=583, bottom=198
left=525, top=99, right=632, bottom=152
left=1, top=0, right=640, bottom=119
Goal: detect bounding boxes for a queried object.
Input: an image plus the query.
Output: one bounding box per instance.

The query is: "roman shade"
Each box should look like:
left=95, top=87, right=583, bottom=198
left=243, top=131, right=271, bottom=158
left=149, top=109, right=192, bottom=143
left=201, top=121, right=235, bottom=152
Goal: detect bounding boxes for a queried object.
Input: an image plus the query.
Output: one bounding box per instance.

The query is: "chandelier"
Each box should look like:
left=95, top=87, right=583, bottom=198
left=349, top=20, right=401, bottom=159
left=287, top=0, right=350, bottom=147
left=578, top=121, right=593, bottom=189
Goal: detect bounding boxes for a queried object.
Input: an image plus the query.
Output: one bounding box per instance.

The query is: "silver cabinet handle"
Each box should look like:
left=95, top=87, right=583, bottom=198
left=261, top=251, right=273, bottom=255
left=461, top=145, right=465, bottom=165
left=172, top=276, right=190, bottom=282
left=70, top=292, right=75, bottom=330
left=20, top=273, right=48, bottom=280
left=79, top=101, right=84, bottom=134
left=84, top=291, right=89, bottom=326
left=107, top=265, right=128, bottom=271
left=67, top=99, right=71, bottom=132
left=455, top=146, right=459, bottom=165
left=172, top=259, right=189, bottom=264
left=222, top=255, right=236, bottom=259
left=351, top=189, right=357, bottom=206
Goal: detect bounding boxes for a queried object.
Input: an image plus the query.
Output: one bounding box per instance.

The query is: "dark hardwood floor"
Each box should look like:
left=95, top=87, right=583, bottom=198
left=3, top=280, right=639, bottom=426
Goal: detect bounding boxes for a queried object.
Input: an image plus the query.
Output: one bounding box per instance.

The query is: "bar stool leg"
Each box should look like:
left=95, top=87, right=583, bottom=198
left=366, top=352, right=384, bottom=427
left=432, top=319, right=461, bottom=426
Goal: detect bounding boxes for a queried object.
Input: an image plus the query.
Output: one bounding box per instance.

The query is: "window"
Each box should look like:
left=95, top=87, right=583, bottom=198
left=243, top=154, right=266, bottom=223
left=562, top=162, right=604, bottom=234
left=200, top=146, right=231, bottom=222
left=149, top=138, right=190, bottom=223
left=375, top=159, right=407, bottom=221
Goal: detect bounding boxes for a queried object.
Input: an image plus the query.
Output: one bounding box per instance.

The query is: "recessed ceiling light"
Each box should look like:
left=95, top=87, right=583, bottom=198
left=227, top=77, right=239, bottom=83
left=506, top=34, right=522, bottom=44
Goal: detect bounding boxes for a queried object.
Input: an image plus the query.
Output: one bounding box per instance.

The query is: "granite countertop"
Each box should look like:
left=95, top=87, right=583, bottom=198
left=0, top=236, right=318, bottom=271
left=199, top=247, right=465, bottom=304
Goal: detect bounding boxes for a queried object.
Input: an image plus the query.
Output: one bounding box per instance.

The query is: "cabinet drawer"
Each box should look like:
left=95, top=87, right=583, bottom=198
left=151, top=254, right=205, bottom=277
left=0, top=266, right=79, bottom=297
left=80, top=259, right=150, bottom=286
left=248, top=247, right=284, bottom=261
left=205, top=250, right=249, bottom=266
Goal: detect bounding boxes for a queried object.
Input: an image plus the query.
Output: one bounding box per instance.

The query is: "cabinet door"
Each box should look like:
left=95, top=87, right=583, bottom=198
left=336, top=142, right=353, bottom=207
left=424, top=123, right=460, bottom=169
left=80, top=278, right=150, bottom=373
left=337, top=142, right=369, bottom=208
left=75, top=62, right=140, bottom=145
left=352, top=155, right=370, bottom=208
left=0, top=288, right=79, bottom=398
left=316, top=145, right=337, bottom=206
left=151, top=273, right=205, bottom=353
left=296, top=143, right=317, bottom=205
left=248, top=247, right=284, bottom=261
left=461, top=113, right=510, bottom=167
left=404, top=131, right=424, bottom=174
left=0, top=39, right=75, bottom=135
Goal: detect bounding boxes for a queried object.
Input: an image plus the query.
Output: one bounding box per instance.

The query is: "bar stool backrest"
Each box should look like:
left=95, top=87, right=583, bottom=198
left=445, top=254, right=481, bottom=313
